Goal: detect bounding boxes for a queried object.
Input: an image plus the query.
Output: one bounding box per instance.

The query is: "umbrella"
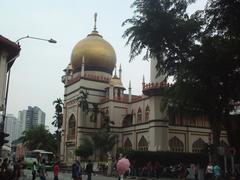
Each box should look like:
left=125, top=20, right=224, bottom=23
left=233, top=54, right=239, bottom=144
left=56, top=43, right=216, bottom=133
left=117, top=158, right=130, bottom=175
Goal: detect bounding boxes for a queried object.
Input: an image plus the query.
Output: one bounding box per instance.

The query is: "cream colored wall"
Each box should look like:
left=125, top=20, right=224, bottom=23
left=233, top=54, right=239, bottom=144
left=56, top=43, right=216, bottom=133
left=62, top=67, right=230, bottom=164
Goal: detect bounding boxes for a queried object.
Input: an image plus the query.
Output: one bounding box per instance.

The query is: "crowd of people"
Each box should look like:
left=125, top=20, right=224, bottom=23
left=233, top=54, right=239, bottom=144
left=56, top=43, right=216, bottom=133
left=0, top=157, right=26, bottom=180
left=1, top=154, right=239, bottom=180
left=120, top=160, right=226, bottom=180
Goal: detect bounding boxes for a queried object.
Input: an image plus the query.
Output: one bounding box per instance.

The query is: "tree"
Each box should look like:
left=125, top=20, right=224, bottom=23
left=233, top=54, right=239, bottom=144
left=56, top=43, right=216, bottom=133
left=204, top=0, right=240, bottom=151
left=52, top=98, right=64, bottom=156
left=122, top=0, right=240, bottom=155
left=78, top=90, right=89, bottom=113
left=89, top=129, right=117, bottom=161
left=77, top=89, right=117, bottom=160
left=75, top=137, right=94, bottom=160
left=205, top=0, right=240, bottom=38
left=21, top=125, right=57, bottom=153
left=122, top=0, right=201, bottom=77
left=52, top=98, right=63, bottom=129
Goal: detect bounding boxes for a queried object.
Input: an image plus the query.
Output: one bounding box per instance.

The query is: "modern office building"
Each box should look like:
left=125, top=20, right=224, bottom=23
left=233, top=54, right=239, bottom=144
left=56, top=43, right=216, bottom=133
left=18, top=106, right=45, bottom=131
left=2, top=114, right=22, bottom=146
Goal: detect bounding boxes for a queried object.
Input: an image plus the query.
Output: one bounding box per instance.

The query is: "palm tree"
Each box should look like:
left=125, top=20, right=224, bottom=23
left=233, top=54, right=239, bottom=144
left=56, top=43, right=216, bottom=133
left=78, top=90, right=89, bottom=113
left=52, top=98, right=63, bottom=156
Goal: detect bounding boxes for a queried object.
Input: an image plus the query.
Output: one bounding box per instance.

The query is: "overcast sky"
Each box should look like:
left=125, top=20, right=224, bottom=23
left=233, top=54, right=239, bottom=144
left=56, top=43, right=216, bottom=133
left=1, top=0, right=206, bottom=131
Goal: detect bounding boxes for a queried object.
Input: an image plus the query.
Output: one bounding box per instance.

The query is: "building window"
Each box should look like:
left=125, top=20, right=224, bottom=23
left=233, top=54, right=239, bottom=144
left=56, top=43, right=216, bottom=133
left=137, top=108, right=142, bottom=123
left=122, top=114, right=133, bottom=127
left=138, top=136, right=148, bottom=151
left=169, top=136, right=184, bottom=152
left=67, top=114, right=76, bottom=140
left=192, top=138, right=205, bottom=153
left=124, top=138, right=132, bottom=150
left=145, top=105, right=150, bottom=121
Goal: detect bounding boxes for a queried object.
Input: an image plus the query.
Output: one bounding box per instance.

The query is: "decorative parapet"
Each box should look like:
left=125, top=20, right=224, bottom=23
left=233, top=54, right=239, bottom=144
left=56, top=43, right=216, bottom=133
left=84, top=73, right=110, bottom=82
left=100, top=95, right=142, bottom=103
left=143, top=81, right=170, bottom=90
left=143, top=81, right=171, bottom=96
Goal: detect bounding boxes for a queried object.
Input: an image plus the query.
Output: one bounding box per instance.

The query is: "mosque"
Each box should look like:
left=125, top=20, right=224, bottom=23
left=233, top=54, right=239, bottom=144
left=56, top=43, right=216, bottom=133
left=60, top=15, right=228, bottom=164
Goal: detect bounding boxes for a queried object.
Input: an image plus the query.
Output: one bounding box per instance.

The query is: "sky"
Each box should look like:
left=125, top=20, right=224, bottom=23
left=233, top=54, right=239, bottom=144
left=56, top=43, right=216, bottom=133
left=1, top=0, right=206, bottom=132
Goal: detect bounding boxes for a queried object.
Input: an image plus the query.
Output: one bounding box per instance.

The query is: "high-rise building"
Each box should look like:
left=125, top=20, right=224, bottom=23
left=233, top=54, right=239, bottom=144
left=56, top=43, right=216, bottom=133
left=18, top=106, right=45, bottom=131
left=0, top=114, right=22, bottom=146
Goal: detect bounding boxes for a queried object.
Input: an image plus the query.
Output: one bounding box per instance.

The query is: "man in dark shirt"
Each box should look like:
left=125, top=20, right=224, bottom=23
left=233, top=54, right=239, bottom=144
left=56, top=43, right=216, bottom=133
left=72, top=160, right=81, bottom=180
left=85, top=160, right=94, bottom=180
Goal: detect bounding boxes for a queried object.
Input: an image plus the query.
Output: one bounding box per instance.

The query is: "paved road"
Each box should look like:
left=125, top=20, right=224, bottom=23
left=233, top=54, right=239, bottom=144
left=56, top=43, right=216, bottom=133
left=23, top=169, right=177, bottom=180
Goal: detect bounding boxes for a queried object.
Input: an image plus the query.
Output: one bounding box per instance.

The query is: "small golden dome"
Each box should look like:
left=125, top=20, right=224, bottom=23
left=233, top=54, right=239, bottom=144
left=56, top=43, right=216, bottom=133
left=71, top=30, right=116, bottom=74
left=110, top=75, right=124, bottom=89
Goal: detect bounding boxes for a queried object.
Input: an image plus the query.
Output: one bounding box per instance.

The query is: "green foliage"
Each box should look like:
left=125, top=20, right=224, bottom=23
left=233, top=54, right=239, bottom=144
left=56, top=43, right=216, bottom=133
left=205, top=0, right=240, bottom=38
left=52, top=98, right=64, bottom=156
left=20, top=125, right=57, bottom=153
left=89, top=129, right=117, bottom=160
left=78, top=90, right=89, bottom=113
left=75, top=138, right=94, bottom=159
left=122, top=150, right=208, bottom=167
left=122, top=0, right=202, bottom=77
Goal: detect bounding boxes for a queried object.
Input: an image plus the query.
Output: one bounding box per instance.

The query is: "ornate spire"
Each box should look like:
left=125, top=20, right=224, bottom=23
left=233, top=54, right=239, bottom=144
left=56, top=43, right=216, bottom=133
left=119, top=64, right=122, bottom=80
left=142, top=75, right=145, bottom=84
left=94, top=13, right=97, bottom=31
left=129, top=80, right=132, bottom=89
left=113, top=65, right=117, bottom=78
left=128, top=80, right=132, bottom=103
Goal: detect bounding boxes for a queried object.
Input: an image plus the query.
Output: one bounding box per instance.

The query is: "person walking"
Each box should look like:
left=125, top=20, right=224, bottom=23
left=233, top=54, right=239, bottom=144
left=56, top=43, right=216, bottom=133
left=31, top=162, right=37, bottom=180
left=186, top=164, right=196, bottom=180
left=213, top=163, right=221, bottom=180
left=53, top=161, right=60, bottom=180
left=38, top=159, right=47, bottom=180
left=205, top=162, right=213, bottom=180
left=72, top=160, right=82, bottom=180
left=85, top=160, right=94, bottom=180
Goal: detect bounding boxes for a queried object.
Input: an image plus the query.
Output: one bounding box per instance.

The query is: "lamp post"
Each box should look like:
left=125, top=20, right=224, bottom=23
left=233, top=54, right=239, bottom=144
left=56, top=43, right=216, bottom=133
left=16, top=35, right=57, bottom=44
left=0, top=35, right=57, bottom=156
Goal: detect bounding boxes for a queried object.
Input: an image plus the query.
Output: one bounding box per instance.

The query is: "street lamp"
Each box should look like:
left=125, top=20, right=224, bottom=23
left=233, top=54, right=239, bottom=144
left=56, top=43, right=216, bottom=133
left=0, top=35, right=57, bottom=152
left=16, top=35, right=57, bottom=44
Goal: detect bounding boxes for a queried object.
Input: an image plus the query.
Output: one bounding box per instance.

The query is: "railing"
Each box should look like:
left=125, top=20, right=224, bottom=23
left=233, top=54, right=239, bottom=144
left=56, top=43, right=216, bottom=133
left=143, top=81, right=170, bottom=90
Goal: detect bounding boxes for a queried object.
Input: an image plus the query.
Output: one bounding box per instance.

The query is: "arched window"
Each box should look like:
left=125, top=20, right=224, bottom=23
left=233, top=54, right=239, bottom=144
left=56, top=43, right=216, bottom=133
left=138, top=136, right=148, bottom=151
left=145, top=105, right=150, bottom=121
left=67, top=114, right=76, bottom=140
left=169, top=136, right=184, bottom=152
left=124, top=138, right=132, bottom=150
left=122, top=114, right=133, bottom=127
left=137, top=107, right=142, bottom=122
left=192, top=138, right=205, bottom=153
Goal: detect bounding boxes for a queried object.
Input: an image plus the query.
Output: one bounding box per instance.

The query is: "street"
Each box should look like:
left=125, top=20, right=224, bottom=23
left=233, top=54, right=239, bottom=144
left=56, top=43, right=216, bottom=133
left=23, top=169, right=177, bottom=180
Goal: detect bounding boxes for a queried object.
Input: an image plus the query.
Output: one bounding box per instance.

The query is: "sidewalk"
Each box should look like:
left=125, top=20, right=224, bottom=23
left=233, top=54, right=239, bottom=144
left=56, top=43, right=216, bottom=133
left=23, top=169, right=177, bottom=180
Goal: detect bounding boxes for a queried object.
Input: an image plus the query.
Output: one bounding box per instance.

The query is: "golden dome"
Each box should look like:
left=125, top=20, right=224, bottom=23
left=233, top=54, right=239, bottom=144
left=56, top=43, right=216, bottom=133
left=71, top=30, right=116, bottom=74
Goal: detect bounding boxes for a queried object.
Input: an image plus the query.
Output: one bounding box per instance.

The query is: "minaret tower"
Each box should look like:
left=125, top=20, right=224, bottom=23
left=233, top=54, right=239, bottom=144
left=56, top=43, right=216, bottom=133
left=143, top=55, right=169, bottom=151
